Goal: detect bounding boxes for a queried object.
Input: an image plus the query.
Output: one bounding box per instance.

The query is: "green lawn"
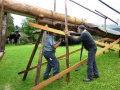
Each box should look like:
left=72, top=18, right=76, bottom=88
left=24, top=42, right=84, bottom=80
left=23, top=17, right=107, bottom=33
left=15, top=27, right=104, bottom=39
left=0, top=44, right=120, bottom=90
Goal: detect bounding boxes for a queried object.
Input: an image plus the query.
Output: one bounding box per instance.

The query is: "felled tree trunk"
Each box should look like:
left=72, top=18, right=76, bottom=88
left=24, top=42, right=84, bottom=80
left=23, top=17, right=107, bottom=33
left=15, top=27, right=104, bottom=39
left=0, top=0, right=87, bottom=25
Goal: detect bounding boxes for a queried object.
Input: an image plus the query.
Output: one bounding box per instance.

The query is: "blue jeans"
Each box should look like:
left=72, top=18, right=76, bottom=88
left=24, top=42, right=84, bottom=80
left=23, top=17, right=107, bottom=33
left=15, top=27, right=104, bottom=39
left=43, top=51, right=60, bottom=78
left=87, top=48, right=99, bottom=79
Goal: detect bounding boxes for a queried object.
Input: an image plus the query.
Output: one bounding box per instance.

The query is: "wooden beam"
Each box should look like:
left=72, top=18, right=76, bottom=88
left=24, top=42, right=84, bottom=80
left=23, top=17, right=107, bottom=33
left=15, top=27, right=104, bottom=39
left=64, top=0, right=70, bottom=83
left=95, top=41, right=120, bottom=50
left=29, top=22, right=65, bottom=35
left=30, top=38, right=120, bottom=90
left=96, top=38, right=120, bottom=55
left=0, top=0, right=86, bottom=25
left=18, top=48, right=81, bottom=75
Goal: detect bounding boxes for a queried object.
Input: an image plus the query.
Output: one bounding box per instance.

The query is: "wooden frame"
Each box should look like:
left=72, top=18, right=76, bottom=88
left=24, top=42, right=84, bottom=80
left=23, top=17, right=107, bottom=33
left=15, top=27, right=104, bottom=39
left=30, top=38, right=120, bottom=90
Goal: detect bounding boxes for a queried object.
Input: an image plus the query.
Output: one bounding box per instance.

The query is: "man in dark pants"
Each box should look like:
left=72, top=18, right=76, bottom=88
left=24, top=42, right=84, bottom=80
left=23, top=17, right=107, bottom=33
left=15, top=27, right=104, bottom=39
left=65, top=25, right=99, bottom=82
left=43, top=32, right=62, bottom=80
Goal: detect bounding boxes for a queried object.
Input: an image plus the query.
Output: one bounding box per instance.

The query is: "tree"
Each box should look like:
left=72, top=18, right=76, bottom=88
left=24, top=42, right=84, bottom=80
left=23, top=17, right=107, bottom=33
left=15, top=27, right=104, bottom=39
left=20, top=17, right=37, bottom=42
left=7, top=14, right=15, bottom=36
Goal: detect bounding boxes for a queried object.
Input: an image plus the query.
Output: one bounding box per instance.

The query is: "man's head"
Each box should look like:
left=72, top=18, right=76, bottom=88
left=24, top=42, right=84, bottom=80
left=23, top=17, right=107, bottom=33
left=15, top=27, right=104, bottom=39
left=77, top=25, right=86, bottom=34
left=48, top=32, right=56, bottom=36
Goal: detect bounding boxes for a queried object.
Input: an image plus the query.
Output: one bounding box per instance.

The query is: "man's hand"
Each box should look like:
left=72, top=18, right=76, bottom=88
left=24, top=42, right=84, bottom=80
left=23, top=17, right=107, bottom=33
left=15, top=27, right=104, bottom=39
left=65, top=30, right=70, bottom=36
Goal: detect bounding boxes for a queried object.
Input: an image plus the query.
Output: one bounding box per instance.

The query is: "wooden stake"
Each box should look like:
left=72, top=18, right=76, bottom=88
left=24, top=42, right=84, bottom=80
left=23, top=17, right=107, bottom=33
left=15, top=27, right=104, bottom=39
left=0, top=12, right=8, bottom=51
left=65, top=0, right=70, bottom=82
left=0, top=0, right=4, bottom=47
left=22, top=31, right=44, bottom=81
left=22, top=19, right=43, bottom=81
left=34, top=31, right=46, bottom=86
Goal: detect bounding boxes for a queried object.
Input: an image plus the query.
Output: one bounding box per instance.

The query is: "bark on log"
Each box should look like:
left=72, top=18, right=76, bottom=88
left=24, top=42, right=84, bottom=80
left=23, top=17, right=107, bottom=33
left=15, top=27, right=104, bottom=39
left=0, top=0, right=87, bottom=25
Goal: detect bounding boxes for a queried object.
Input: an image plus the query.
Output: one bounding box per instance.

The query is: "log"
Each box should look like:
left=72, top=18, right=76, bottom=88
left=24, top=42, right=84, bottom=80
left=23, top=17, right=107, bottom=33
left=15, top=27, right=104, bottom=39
left=0, top=0, right=120, bottom=40
left=34, top=18, right=120, bottom=40
left=0, top=0, right=87, bottom=25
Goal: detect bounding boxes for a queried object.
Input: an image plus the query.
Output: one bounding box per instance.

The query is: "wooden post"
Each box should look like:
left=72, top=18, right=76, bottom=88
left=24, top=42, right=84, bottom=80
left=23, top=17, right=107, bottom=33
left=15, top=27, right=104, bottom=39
left=22, top=18, right=43, bottom=81
left=34, top=31, right=46, bottom=86
left=0, top=0, right=4, bottom=50
left=65, top=0, right=70, bottom=82
left=0, top=12, right=8, bottom=51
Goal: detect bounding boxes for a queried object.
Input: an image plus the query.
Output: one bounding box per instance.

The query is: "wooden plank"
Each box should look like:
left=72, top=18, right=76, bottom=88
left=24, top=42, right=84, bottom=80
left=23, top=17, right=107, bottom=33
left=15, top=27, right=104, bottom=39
left=96, top=38, right=120, bottom=55
left=95, top=41, right=120, bottom=50
left=31, top=59, right=87, bottom=90
left=29, top=22, right=65, bottom=35
left=30, top=38, right=120, bottom=90
left=18, top=48, right=81, bottom=75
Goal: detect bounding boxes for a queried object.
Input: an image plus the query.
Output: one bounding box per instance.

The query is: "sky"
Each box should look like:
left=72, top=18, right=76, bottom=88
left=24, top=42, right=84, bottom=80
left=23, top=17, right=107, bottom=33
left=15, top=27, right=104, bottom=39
left=11, top=0, right=120, bottom=26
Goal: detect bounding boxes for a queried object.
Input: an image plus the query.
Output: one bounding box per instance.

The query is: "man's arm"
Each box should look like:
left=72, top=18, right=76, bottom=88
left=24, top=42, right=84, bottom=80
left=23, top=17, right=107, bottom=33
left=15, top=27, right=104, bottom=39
left=52, top=39, right=62, bottom=49
left=65, top=30, right=83, bottom=43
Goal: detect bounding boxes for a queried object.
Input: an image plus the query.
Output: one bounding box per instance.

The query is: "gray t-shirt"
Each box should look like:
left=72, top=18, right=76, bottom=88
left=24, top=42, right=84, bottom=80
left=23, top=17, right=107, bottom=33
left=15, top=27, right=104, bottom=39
left=44, top=34, right=56, bottom=51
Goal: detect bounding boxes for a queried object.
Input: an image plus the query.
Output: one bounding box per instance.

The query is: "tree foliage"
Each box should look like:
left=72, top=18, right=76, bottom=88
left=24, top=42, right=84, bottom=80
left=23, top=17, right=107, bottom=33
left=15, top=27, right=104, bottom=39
left=20, top=17, right=38, bottom=41
left=7, top=14, right=15, bottom=36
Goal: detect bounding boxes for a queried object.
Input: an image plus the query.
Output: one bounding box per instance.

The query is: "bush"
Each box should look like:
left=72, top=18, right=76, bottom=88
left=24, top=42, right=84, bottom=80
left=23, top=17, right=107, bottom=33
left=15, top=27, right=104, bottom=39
left=20, top=37, right=29, bottom=44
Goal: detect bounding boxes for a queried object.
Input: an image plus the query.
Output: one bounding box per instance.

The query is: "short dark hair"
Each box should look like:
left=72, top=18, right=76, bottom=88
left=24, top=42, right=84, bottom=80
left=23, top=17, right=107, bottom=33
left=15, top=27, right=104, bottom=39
left=78, top=25, right=86, bottom=30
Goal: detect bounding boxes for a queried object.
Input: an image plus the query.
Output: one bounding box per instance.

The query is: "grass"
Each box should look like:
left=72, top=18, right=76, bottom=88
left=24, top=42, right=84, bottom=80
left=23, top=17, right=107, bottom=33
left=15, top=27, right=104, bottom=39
left=0, top=44, right=120, bottom=90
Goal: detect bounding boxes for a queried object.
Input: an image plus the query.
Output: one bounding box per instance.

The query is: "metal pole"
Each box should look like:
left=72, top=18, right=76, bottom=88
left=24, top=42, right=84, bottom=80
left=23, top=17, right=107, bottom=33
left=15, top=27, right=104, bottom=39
left=104, top=17, right=107, bottom=33
left=69, top=0, right=105, bottom=18
left=54, top=0, right=56, bottom=11
left=95, top=10, right=118, bottom=25
left=99, top=0, right=120, bottom=14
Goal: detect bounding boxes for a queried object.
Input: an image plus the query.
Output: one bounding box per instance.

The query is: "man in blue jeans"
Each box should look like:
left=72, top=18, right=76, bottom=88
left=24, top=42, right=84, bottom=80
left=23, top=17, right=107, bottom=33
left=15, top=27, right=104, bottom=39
left=65, top=25, right=100, bottom=82
left=43, top=32, right=62, bottom=80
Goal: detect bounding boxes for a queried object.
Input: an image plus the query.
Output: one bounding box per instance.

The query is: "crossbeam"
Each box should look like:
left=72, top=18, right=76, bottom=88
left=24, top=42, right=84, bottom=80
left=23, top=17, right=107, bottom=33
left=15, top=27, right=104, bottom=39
left=29, top=22, right=65, bottom=35
left=95, top=41, right=120, bottom=50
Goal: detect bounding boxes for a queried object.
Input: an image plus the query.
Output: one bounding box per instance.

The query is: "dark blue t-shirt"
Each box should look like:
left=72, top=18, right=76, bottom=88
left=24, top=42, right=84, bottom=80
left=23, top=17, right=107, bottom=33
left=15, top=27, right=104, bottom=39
left=69, top=30, right=97, bottom=50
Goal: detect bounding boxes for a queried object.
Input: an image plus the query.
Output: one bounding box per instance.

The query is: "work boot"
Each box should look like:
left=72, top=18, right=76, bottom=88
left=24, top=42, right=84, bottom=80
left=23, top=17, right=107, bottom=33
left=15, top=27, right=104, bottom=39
left=83, top=78, right=93, bottom=82
left=43, top=74, right=50, bottom=80
left=93, top=75, right=100, bottom=78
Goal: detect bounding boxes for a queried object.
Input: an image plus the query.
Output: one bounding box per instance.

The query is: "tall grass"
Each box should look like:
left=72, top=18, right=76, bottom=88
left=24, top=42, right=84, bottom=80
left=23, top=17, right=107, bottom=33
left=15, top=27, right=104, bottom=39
left=0, top=44, right=120, bottom=90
